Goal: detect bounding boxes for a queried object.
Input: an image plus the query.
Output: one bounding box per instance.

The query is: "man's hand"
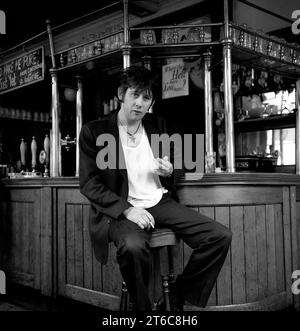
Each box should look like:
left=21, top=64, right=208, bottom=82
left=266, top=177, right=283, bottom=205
left=123, top=207, right=155, bottom=230
left=154, top=156, right=173, bottom=177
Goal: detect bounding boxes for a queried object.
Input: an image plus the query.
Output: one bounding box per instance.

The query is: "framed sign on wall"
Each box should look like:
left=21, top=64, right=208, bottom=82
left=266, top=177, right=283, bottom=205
left=0, top=46, right=44, bottom=95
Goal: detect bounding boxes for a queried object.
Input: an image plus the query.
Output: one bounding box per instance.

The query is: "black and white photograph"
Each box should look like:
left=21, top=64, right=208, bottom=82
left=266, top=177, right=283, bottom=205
left=0, top=0, right=299, bottom=328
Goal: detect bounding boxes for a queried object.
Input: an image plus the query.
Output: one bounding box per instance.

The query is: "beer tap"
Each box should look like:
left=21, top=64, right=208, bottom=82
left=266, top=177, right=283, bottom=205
left=43, top=134, right=50, bottom=177
left=31, top=136, right=37, bottom=173
left=20, top=138, right=26, bottom=173
left=61, top=134, right=76, bottom=151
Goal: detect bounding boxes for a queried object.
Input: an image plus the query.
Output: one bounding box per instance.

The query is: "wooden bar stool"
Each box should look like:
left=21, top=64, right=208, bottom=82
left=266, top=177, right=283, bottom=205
left=119, top=227, right=179, bottom=311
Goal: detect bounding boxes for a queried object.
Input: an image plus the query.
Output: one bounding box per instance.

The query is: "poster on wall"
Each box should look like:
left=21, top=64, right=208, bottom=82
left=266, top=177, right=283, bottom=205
left=162, top=61, right=189, bottom=99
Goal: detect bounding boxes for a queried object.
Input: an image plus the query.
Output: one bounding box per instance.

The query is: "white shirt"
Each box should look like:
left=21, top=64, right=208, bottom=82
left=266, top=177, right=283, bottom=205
left=119, top=126, right=166, bottom=208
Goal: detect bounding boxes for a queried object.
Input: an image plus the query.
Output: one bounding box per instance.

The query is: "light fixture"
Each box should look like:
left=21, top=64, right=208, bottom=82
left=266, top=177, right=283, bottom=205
left=64, top=87, right=76, bottom=102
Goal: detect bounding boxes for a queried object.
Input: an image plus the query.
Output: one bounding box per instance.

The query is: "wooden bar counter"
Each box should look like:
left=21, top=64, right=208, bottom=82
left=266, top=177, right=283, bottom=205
left=0, top=173, right=299, bottom=311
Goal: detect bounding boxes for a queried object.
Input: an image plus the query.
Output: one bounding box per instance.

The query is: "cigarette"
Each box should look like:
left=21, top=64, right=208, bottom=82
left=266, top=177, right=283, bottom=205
left=150, top=222, right=155, bottom=228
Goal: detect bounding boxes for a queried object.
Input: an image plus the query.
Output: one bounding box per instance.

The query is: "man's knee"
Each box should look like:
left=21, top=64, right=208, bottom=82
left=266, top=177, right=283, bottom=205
left=120, top=234, right=149, bottom=256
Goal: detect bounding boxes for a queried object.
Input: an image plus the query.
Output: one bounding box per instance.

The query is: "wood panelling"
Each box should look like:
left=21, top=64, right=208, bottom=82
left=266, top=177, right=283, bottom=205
left=282, top=187, right=293, bottom=306
left=177, top=185, right=296, bottom=310
left=57, top=188, right=121, bottom=308
left=1, top=180, right=298, bottom=311
left=296, top=199, right=300, bottom=310
left=181, top=201, right=294, bottom=310
left=49, top=184, right=300, bottom=310
left=40, top=187, right=53, bottom=296
left=177, top=186, right=284, bottom=206
left=199, top=207, right=216, bottom=306
left=265, top=205, right=277, bottom=296
left=244, top=205, right=258, bottom=302
left=83, top=205, right=93, bottom=290
left=274, top=204, right=285, bottom=292
left=74, top=205, right=84, bottom=288
left=215, top=206, right=231, bottom=305
left=0, top=189, right=42, bottom=291
left=230, top=206, right=246, bottom=304
left=66, top=204, right=76, bottom=286
left=256, top=205, right=267, bottom=299
left=291, top=187, right=300, bottom=310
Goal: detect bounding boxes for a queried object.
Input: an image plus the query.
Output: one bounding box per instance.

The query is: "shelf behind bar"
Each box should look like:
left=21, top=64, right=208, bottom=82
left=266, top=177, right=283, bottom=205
left=232, top=45, right=300, bottom=78
left=54, top=30, right=124, bottom=57
left=55, top=49, right=123, bottom=73
left=234, top=113, right=296, bottom=132
left=51, top=21, right=300, bottom=75
left=53, top=42, right=300, bottom=76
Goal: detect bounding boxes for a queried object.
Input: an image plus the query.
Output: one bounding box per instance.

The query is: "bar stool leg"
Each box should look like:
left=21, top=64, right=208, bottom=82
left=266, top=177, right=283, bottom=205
left=119, top=281, right=129, bottom=311
left=167, top=246, right=175, bottom=284
left=167, top=245, right=176, bottom=310
left=162, top=275, right=171, bottom=311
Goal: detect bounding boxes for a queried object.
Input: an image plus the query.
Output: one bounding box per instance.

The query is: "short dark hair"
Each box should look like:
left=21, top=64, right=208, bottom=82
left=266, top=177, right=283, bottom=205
left=118, top=66, right=157, bottom=101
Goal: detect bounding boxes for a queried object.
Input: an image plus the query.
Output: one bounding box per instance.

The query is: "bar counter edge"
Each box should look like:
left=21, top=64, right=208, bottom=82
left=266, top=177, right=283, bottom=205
left=2, top=172, right=300, bottom=186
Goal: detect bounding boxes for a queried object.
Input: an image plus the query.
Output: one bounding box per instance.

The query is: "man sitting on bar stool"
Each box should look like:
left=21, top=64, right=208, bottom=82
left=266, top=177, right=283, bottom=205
left=79, top=66, right=232, bottom=311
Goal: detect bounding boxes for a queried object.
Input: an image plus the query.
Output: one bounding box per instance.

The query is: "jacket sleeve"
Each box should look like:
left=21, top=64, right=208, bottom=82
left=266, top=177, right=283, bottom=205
left=79, top=124, right=132, bottom=219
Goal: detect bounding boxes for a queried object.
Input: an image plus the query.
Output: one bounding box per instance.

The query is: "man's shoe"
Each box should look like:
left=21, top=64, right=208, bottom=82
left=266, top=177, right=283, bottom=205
left=152, top=296, right=165, bottom=311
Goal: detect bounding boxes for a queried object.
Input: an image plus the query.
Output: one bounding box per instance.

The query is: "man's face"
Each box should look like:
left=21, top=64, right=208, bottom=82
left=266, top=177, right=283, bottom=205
left=120, top=87, right=153, bottom=122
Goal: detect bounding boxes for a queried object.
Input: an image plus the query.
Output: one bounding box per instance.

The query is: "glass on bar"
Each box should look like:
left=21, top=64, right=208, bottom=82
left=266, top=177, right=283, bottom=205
left=205, top=152, right=216, bottom=173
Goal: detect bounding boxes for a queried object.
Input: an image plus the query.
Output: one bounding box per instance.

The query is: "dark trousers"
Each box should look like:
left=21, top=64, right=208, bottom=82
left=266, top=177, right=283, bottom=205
left=108, top=194, right=232, bottom=311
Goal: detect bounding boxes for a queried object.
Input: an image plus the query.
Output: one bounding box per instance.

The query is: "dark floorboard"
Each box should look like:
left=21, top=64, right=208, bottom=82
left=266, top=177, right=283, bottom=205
left=0, top=282, right=109, bottom=312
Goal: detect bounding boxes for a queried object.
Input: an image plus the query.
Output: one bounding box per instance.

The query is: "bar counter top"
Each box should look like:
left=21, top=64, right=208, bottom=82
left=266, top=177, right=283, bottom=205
left=2, top=172, right=300, bottom=187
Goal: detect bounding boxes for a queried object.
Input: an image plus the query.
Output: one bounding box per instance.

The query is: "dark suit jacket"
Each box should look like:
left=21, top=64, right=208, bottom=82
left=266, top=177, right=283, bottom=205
left=79, top=110, right=179, bottom=264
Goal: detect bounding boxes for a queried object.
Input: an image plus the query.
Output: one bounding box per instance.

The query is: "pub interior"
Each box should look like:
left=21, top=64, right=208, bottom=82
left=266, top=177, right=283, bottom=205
left=0, top=0, right=299, bottom=311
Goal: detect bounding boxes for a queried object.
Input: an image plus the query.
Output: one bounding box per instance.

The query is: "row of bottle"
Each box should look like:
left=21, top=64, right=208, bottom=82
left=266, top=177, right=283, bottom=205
left=0, top=107, right=50, bottom=122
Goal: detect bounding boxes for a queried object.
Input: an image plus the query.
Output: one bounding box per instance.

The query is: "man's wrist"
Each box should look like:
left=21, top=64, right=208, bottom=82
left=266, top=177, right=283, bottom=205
left=123, top=206, right=133, bottom=217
